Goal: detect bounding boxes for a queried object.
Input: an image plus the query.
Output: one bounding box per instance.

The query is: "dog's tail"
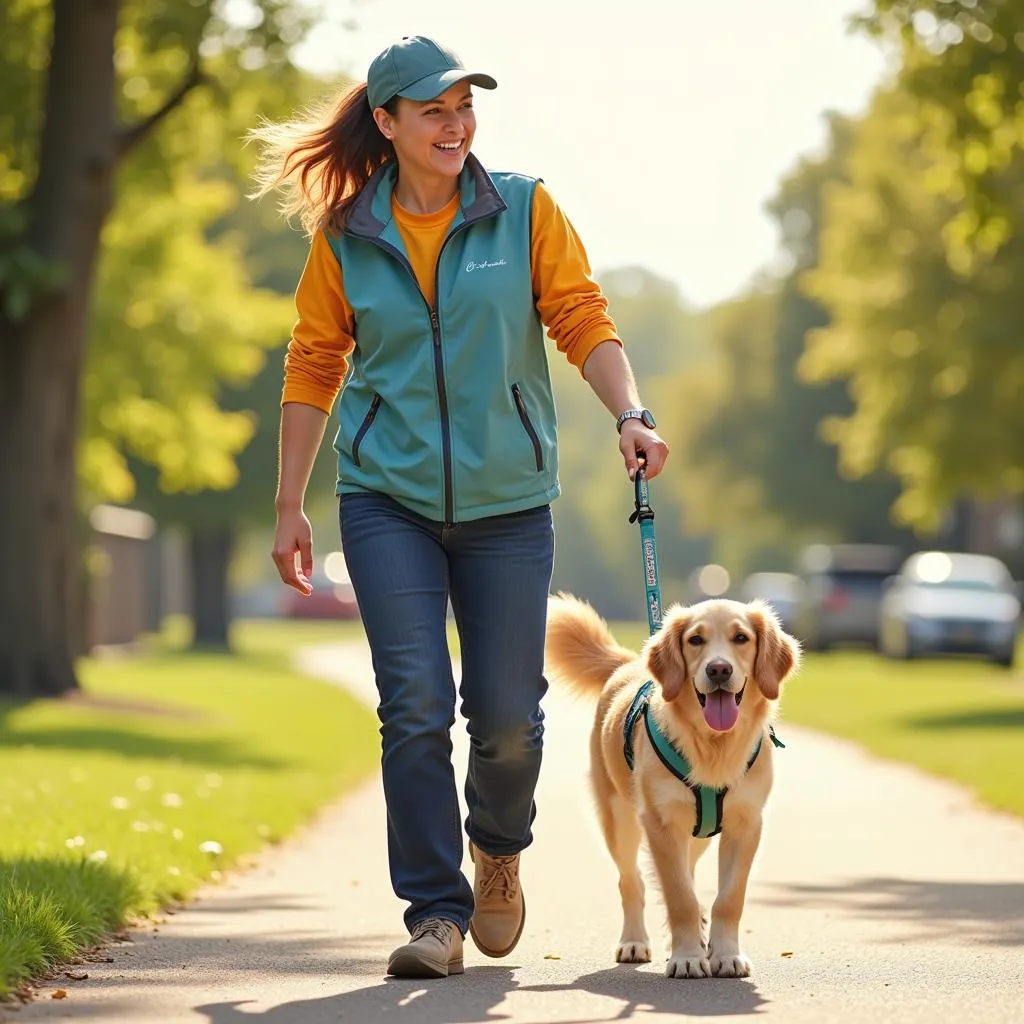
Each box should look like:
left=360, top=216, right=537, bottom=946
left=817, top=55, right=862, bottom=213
left=545, top=593, right=636, bottom=699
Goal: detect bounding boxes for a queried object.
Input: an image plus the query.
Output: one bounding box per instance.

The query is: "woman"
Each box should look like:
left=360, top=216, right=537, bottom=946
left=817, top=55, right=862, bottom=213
left=252, top=35, right=668, bottom=979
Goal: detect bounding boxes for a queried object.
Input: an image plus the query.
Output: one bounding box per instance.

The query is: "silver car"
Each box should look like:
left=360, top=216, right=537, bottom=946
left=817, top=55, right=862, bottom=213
left=879, top=551, right=1021, bottom=667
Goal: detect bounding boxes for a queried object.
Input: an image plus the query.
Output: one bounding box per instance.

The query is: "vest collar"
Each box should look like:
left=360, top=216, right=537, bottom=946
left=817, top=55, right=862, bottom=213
left=345, top=153, right=507, bottom=239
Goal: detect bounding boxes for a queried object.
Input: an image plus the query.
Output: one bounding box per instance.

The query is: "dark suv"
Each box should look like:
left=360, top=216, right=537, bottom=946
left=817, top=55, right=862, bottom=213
left=795, top=544, right=904, bottom=651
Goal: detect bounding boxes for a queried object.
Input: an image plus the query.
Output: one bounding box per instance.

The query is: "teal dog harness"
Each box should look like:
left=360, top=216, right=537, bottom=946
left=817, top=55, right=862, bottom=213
left=622, top=680, right=784, bottom=839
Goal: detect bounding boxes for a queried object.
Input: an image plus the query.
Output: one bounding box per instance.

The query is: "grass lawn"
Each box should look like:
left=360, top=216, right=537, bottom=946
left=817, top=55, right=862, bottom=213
left=0, top=617, right=377, bottom=998
left=607, top=620, right=1024, bottom=819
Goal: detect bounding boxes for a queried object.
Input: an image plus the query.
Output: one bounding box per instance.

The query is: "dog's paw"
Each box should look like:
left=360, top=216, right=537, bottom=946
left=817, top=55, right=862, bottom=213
left=665, top=952, right=711, bottom=979
left=615, top=940, right=652, bottom=963
left=710, top=952, right=752, bottom=978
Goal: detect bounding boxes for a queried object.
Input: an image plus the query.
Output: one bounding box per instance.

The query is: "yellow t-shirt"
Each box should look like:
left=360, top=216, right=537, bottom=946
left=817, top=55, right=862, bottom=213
left=391, top=192, right=460, bottom=308
left=283, top=180, right=621, bottom=414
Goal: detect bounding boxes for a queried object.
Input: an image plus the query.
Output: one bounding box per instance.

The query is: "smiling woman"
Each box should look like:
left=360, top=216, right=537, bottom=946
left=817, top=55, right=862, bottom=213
left=248, top=34, right=669, bottom=980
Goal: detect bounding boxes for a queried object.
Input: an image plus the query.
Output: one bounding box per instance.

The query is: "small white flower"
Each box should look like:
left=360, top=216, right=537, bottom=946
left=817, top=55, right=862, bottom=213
left=172, top=828, right=184, bottom=841
left=135, top=775, right=153, bottom=791
left=199, top=840, right=223, bottom=856
left=131, top=821, right=150, bottom=832
left=111, top=796, right=130, bottom=810
left=88, top=850, right=108, bottom=863
left=65, top=835, right=85, bottom=849
left=161, top=793, right=183, bottom=808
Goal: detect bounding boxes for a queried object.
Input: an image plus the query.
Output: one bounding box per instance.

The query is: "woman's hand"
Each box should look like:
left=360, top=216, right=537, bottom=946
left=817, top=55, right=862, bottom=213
left=619, top=421, right=669, bottom=481
left=272, top=505, right=315, bottom=595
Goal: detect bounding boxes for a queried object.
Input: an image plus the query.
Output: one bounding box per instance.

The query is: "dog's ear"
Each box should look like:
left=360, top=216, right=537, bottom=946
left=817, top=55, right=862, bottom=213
left=644, top=605, right=691, bottom=702
left=747, top=601, right=801, bottom=700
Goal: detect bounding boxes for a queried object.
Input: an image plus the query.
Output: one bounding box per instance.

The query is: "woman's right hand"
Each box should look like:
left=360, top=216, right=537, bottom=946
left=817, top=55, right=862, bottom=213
left=272, top=506, right=314, bottom=596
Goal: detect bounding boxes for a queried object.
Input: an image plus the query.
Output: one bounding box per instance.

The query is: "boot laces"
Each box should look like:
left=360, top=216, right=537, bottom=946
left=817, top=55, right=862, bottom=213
left=411, top=917, right=454, bottom=944
left=479, top=854, right=520, bottom=903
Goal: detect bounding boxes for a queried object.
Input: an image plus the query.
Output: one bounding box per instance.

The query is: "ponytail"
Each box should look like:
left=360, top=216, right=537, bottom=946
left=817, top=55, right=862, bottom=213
left=249, top=82, right=398, bottom=235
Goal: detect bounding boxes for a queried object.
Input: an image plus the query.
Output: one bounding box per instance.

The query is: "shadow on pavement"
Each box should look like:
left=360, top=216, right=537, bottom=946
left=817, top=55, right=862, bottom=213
left=519, top=963, right=769, bottom=1017
left=194, top=961, right=767, bottom=1024
left=197, top=965, right=518, bottom=1024
left=760, top=877, right=1024, bottom=946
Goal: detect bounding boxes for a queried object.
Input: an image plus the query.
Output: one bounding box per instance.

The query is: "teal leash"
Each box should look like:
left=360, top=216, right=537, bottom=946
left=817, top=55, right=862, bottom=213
left=629, top=464, right=662, bottom=637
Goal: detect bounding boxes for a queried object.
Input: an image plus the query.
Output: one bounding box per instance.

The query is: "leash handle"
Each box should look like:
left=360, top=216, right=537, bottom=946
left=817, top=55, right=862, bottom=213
left=629, top=459, right=663, bottom=636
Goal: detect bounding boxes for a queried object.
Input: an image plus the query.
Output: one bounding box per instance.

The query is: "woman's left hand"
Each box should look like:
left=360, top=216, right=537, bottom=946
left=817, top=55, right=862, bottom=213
left=619, top=421, right=669, bottom=481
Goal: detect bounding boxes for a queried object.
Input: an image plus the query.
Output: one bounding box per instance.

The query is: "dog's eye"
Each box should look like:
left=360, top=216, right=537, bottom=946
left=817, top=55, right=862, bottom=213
left=686, top=635, right=705, bottom=647
left=733, top=633, right=750, bottom=644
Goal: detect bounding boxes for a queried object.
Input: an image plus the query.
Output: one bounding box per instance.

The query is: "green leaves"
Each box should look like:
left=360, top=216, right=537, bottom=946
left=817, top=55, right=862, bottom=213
left=804, top=43, right=1024, bottom=530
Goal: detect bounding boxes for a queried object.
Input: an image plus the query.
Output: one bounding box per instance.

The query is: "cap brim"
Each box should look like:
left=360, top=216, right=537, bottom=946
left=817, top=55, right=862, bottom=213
left=398, top=69, right=497, bottom=102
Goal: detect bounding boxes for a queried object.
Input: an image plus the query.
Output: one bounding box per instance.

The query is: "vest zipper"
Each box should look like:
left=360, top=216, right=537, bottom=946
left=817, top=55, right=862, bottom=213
left=351, top=393, right=381, bottom=468
left=428, top=305, right=454, bottom=521
left=511, top=383, right=544, bottom=471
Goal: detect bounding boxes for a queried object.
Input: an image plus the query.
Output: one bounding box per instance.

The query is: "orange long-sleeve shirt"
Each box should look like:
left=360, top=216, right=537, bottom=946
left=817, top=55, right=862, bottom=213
left=282, top=180, right=621, bottom=415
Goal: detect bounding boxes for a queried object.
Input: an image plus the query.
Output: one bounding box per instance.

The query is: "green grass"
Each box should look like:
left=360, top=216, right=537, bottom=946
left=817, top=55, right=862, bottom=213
left=606, top=620, right=1024, bottom=819
left=0, top=618, right=378, bottom=997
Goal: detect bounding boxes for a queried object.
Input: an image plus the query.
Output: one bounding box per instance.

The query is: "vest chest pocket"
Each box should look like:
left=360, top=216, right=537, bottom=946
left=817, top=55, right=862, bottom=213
left=351, top=394, right=381, bottom=468
left=511, top=384, right=543, bottom=472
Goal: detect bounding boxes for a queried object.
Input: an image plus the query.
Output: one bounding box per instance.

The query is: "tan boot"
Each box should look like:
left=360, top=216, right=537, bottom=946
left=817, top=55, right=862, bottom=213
left=468, top=842, right=526, bottom=958
left=387, top=918, right=464, bottom=978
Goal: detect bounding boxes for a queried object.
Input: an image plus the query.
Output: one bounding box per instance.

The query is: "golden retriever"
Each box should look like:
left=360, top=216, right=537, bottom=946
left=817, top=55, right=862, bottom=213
left=544, top=593, right=801, bottom=978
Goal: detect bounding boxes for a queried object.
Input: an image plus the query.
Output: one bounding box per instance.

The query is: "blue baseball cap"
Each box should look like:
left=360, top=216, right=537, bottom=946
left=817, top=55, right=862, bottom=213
left=366, top=36, right=497, bottom=111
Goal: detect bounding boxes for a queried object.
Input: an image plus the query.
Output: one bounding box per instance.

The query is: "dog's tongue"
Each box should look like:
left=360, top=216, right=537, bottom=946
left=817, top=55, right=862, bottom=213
left=703, top=691, right=740, bottom=732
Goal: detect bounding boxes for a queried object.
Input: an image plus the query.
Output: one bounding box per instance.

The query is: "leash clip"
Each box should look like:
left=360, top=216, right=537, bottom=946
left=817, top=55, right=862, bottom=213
left=629, top=462, right=655, bottom=524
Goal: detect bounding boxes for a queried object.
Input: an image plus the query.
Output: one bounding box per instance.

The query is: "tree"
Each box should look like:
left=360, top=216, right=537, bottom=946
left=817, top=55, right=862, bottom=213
left=0, top=1, right=319, bottom=696
left=801, top=84, right=1024, bottom=530
left=90, top=58, right=338, bottom=650
left=855, top=0, right=1024, bottom=268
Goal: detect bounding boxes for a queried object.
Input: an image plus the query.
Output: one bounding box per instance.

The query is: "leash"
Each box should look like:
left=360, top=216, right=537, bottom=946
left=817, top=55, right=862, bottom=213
left=629, top=460, right=662, bottom=637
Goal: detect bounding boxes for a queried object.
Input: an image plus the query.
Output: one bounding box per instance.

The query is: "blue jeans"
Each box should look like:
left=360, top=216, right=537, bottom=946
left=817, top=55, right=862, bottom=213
left=339, top=491, right=555, bottom=935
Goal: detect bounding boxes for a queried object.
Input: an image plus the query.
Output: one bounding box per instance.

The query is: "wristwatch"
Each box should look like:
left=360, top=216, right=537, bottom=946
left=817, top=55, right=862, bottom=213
left=616, top=408, right=656, bottom=433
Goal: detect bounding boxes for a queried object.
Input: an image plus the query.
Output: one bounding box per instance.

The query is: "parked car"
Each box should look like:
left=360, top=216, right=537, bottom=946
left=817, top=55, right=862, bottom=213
left=878, top=551, right=1020, bottom=667
left=739, top=572, right=803, bottom=634
left=795, top=543, right=903, bottom=651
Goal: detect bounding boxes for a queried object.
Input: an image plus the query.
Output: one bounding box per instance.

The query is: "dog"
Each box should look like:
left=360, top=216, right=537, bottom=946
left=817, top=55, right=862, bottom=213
left=544, top=593, right=801, bottom=978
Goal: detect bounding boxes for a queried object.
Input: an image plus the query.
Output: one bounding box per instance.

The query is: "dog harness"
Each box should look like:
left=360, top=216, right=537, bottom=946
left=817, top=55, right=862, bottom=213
left=623, top=680, right=785, bottom=839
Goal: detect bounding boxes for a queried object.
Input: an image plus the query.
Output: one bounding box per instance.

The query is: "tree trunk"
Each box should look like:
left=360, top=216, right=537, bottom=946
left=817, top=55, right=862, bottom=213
left=188, top=525, right=235, bottom=651
left=0, top=0, right=119, bottom=697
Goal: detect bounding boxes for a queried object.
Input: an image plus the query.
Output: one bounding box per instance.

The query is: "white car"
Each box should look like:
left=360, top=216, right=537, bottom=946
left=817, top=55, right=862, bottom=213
left=879, top=551, right=1021, bottom=667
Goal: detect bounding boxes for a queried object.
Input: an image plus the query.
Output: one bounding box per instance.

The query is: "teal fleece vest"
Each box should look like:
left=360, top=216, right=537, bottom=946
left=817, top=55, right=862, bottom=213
left=327, top=155, right=560, bottom=523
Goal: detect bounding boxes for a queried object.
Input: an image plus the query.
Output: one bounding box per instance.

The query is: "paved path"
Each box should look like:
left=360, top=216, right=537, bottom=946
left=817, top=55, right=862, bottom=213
left=11, top=639, right=1024, bottom=1023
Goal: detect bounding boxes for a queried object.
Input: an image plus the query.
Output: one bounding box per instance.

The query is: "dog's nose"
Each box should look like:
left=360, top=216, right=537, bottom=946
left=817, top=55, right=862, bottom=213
left=705, top=658, right=733, bottom=686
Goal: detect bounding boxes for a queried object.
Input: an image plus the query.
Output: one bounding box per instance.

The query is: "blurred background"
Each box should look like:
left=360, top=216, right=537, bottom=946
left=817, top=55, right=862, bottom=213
left=2, top=0, right=1023, bottom=686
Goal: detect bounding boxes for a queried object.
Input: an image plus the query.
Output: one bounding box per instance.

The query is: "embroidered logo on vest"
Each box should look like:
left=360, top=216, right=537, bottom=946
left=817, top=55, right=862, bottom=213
left=465, top=258, right=507, bottom=272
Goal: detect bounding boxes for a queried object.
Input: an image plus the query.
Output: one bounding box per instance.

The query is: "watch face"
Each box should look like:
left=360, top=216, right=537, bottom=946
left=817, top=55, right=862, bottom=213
left=641, top=410, right=656, bottom=429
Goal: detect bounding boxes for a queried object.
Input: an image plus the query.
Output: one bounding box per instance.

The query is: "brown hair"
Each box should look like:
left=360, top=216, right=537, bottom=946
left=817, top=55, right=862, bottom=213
left=249, top=82, right=398, bottom=235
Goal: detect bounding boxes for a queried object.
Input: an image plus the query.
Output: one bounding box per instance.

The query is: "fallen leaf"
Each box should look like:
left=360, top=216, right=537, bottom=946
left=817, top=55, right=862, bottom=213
left=543, top=953, right=561, bottom=960
left=780, top=951, right=794, bottom=958
left=65, top=971, right=89, bottom=981
left=52, top=990, right=68, bottom=999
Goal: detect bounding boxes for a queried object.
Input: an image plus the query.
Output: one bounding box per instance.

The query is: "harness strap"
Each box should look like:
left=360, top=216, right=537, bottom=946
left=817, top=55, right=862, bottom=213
left=623, top=680, right=784, bottom=840
left=623, top=680, right=654, bottom=771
